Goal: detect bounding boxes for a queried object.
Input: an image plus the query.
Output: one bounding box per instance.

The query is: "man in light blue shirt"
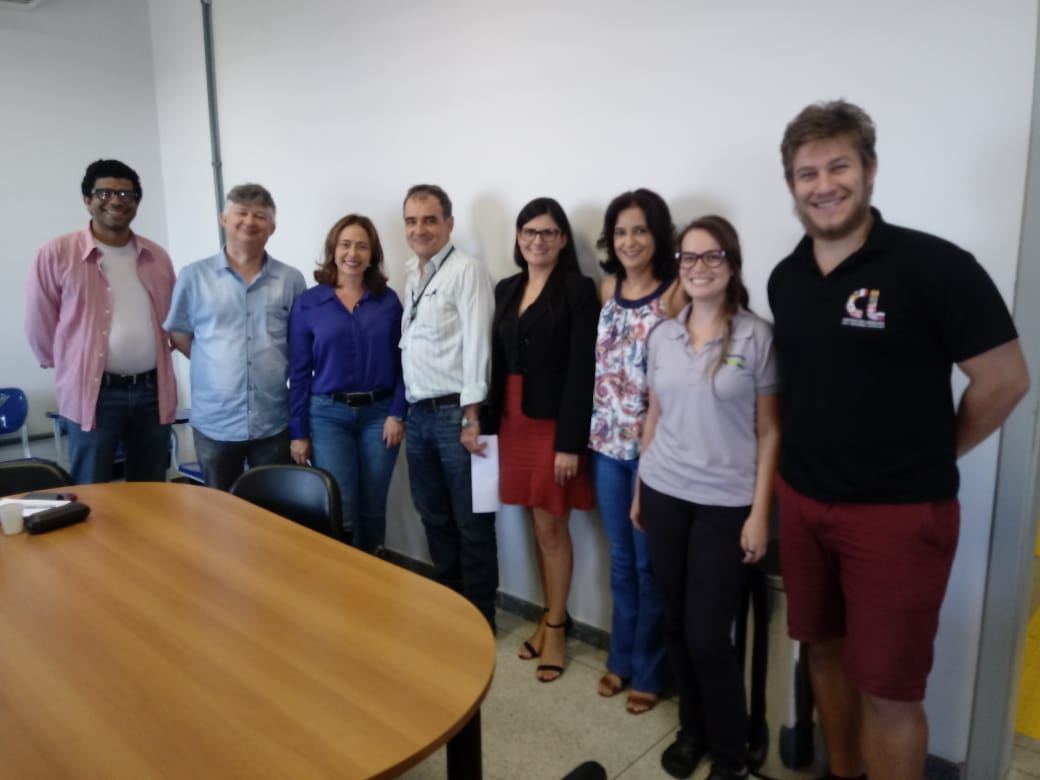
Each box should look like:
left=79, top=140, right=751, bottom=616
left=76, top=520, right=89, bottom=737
left=165, top=183, right=306, bottom=490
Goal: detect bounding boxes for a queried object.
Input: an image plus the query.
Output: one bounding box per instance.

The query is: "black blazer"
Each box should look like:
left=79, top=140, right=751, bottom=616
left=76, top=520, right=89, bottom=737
left=485, top=268, right=599, bottom=454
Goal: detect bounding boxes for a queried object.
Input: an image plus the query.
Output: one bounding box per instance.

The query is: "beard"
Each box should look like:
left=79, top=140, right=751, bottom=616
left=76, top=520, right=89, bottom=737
left=794, top=182, right=873, bottom=242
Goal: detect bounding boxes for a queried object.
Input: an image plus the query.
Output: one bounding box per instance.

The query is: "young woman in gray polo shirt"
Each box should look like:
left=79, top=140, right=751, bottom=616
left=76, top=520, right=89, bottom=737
left=633, top=215, right=780, bottom=780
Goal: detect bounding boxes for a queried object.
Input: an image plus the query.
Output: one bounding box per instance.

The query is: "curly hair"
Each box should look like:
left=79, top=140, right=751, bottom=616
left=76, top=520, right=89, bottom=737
left=81, top=159, right=142, bottom=200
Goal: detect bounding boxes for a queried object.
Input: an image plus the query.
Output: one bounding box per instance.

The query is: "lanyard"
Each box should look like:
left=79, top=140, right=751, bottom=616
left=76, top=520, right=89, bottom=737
left=409, top=246, right=455, bottom=323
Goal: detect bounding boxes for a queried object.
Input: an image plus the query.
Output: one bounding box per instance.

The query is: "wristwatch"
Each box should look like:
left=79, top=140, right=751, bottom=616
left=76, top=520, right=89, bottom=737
left=461, top=417, right=480, bottom=430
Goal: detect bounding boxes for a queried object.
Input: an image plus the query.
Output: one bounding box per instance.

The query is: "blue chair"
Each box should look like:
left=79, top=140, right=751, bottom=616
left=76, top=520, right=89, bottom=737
left=0, top=388, right=31, bottom=459
left=169, top=428, right=204, bottom=484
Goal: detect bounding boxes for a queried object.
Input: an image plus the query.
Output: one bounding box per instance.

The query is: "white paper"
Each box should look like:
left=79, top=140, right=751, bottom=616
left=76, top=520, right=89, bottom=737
left=470, top=435, right=500, bottom=513
left=0, top=497, right=70, bottom=517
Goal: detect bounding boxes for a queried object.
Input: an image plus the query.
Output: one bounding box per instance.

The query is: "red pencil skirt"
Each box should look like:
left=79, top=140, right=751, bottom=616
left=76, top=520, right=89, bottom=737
left=499, top=374, right=595, bottom=517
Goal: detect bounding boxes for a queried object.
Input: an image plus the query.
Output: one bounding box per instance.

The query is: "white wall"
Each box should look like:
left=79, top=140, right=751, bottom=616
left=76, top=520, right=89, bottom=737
left=0, top=0, right=168, bottom=433
left=0, top=0, right=1028, bottom=763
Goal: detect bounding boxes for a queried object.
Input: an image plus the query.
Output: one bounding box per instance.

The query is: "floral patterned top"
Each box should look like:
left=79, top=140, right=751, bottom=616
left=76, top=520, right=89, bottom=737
left=588, top=277, right=672, bottom=461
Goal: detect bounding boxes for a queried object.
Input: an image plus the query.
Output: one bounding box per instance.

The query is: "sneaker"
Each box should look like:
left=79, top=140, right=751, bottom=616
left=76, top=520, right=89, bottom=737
left=660, top=737, right=705, bottom=779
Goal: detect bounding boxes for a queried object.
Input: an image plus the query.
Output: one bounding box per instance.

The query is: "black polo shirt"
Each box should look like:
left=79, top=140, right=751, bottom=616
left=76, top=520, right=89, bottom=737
left=767, top=209, right=1017, bottom=503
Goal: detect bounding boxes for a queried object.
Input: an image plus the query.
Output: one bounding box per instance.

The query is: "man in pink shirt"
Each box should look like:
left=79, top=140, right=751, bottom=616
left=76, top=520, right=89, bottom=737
left=25, top=159, right=178, bottom=484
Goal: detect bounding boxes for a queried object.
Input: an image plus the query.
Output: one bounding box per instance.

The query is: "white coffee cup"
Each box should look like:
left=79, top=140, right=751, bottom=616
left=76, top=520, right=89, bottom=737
left=0, top=503, right=24, bottom=535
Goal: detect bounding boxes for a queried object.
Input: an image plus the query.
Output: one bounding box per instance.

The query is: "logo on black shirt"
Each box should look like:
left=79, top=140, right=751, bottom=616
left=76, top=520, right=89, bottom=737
left=842, top=288, right=886, bottom=330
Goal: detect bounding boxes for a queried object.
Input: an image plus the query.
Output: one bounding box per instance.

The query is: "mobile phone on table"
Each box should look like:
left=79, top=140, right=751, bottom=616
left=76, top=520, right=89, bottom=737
left=22, top=491, right=78, bottom=501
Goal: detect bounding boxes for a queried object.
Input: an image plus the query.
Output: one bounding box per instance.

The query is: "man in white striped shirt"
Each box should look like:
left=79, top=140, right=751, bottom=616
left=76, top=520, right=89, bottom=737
left=399, top=184, right=498, bottom=629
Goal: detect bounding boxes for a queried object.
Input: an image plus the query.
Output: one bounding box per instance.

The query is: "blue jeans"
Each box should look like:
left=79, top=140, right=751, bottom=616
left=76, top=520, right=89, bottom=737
left=192, top=427, right=291, bottom=491
left=309, top=395, right=400, bottom=553
left=65, top=378, right=170, bottom=484
left=592, top=452, right=668, bottom=693
left=405, top=403, right=498, bottom=629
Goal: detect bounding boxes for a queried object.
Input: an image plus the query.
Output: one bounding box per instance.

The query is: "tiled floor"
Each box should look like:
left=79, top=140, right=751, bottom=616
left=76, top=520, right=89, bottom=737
left=400, top=608, right=699, bottom=780
left=1011, top=733, right=1040, bottom=778
left=400, top=608, right=1040, bottom=780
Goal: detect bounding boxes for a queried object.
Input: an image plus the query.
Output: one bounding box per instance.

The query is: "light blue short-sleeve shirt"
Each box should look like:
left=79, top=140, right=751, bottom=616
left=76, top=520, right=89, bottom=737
left=639, top=306, right=778, bottom=507
left=164, top=251, right=306, bottom=442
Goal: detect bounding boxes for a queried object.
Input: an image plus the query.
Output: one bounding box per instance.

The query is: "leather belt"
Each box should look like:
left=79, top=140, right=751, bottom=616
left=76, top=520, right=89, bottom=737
left=410, top=393, right=461, bottom=412
left=328, top=388, right=393, bottom=407
left=101, top=369, right=158, bottom=388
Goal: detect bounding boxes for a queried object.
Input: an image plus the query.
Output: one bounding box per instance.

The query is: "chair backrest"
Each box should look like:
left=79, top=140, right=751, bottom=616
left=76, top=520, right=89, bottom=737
left=0, top=458, right=73, bottom=497
left=0, top=389, right=28, bottom=435
left=0, top=388, right=31, bottom=458
left=230, top=464, right=343, bottom=541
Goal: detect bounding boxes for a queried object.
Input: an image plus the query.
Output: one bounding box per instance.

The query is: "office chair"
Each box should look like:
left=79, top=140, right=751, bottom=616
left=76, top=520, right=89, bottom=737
left=0, top=388, right=32, bottom=458
left=0, top=458, right=73, bottom=496
left=230, top=464, right=343, bottom=541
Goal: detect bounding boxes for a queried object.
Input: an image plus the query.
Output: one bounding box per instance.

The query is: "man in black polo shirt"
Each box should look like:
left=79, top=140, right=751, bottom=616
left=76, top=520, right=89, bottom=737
left=768, top=100, right=1029, bottom=780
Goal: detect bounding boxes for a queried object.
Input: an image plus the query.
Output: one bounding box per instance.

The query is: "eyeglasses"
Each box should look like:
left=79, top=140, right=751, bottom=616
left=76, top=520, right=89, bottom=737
left=91, top=188, right=140, bottom=203
left=676, top=250, right=727, bottom=269
left=519, top=227, right=561, bottom=242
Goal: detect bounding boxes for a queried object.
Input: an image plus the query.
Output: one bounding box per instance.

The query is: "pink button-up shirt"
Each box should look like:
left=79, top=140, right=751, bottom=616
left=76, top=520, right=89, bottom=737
left=25, top=225, right=178, bottom=431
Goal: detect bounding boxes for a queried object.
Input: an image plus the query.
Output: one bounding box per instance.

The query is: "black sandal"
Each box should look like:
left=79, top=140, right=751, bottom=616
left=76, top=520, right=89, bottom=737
left=519, top=610, right=574, bottom=660
left=536, top=619, right=568, bottom=683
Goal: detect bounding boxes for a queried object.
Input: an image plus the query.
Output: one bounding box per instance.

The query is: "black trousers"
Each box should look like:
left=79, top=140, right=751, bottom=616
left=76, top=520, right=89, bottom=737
left=640, top=481, right=749, bottom=769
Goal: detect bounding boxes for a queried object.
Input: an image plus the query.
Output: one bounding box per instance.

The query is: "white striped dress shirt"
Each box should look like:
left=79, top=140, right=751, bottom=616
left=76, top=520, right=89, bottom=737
left=399, top=242, right=494, bottom=406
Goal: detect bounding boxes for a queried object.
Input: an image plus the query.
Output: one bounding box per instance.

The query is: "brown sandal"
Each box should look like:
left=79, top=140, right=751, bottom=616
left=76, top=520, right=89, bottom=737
left=597, top=672, right=629, bottom=697
left=625, top=691, right=658, bottom=715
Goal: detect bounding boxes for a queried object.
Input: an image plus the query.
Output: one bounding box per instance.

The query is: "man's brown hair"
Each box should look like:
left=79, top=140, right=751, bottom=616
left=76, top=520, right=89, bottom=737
left=781, top=99, right=877, bottom=183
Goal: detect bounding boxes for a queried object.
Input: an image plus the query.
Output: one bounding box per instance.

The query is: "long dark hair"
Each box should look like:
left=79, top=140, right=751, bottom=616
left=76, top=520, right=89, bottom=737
left=513, top=197, right=580, bottom=275
left=677, top=215, right=751, bottom=378
left=314, top=214, right=388, bottom=296
left=596, top=189, right=675, bottom=280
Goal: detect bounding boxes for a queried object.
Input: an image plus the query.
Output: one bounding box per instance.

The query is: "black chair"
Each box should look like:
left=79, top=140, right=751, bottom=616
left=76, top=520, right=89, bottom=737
left=561, top=762, right=607, bottom=780
left=0, top=458, right=73, bottom=496
left=229, top=464, right=343, bottom=541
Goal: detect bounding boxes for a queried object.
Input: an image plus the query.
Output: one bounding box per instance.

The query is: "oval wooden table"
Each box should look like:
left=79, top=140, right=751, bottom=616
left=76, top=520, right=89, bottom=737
left=0, top=483, right=496, bottom=779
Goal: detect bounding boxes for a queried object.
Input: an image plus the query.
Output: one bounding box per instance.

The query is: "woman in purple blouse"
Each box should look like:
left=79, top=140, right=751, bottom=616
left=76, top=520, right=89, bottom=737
left=288, top=214, right=406, bottom=554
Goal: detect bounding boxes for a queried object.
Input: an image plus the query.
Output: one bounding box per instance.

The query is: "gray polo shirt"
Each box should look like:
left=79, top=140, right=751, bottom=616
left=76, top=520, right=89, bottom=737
left=639, top=306, right=778, bottom=507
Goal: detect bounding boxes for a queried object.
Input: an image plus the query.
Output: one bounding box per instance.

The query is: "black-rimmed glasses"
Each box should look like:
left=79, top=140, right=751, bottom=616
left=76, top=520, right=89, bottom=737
left=676, top=250, right=727, bottom=269
left=519, top=227, right=561, bottom=242
left=91, top=188, right=140, bottom=203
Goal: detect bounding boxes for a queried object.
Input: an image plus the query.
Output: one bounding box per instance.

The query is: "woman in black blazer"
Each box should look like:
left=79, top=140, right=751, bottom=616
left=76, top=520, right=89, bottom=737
left=485, top=197, right=599, bottom=683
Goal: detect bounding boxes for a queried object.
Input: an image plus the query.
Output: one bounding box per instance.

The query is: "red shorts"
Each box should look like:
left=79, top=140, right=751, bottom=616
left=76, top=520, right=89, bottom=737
left=776, top=475, right=959, bottom=701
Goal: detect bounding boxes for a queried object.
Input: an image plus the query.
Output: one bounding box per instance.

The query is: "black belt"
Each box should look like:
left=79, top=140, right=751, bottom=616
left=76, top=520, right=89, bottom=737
left=101, top=369, right=157, bottom=388
left=328, top=388, right=393, bottom=407
left=411, top=393, right=461, bottom=412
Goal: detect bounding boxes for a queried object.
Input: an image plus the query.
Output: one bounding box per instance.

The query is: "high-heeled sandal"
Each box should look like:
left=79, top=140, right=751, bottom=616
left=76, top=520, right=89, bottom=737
left=536, top=619, right=568, bottom=682
left=518, top=610, right=574, bottom=660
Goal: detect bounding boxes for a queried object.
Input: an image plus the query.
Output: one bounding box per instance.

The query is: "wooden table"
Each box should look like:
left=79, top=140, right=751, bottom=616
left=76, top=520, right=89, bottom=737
left=0, top=483, right=495, bottom=778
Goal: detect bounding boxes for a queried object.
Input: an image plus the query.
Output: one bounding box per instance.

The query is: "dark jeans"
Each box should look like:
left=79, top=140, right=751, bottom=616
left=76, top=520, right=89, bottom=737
left=309, top=395, right=400, bottom=553
left=65, top=378, right=170, bottom=484
left=640, top=481, right=750, bottom=770
left=405, top=403, right=498, bottom=629
left=192, top=427, right=291, bottom=492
